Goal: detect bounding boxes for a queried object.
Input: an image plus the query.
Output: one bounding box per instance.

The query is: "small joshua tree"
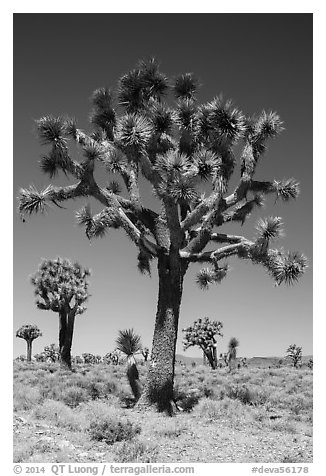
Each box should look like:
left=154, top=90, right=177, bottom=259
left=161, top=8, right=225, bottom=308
left=142, top=347, right=150, bottom=362
left=116, top=328, right=142, bottom=401
left=34, top=353, right=46, bottom=362
left=75, top=355, right=83, bottom=364
left=307, top=358, right=313, bottom=370
left=82, top=352, right=96, bottom=364
left=31, top=258, right=91, bottom=369
left=43, top=343, right=60, bottom=362
left=240, top=357, right=248, bottom=368
left=182, top=317, right=223, bottom=369
left=220, top=352, right=228, bottom=367
left=16, top=324, right=42, bottom=362
left=104, top=350, right=120, bottom=365
left=227, top=337, right=239, bottom=371
left=286, top=344, right=302, bottom=368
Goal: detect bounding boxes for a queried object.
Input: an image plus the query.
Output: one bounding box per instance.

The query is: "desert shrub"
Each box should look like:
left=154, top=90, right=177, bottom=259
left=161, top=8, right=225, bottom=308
left=13, top=385, right=43, bottom=411
left=269, top=418, right=298, bottom=434
left=194, top=396, right=256, bottom=427
left=174, top=388, right=200, bottom=412
left=89, top=416, right=140, bottom=445
left=153, top=418, right=187, bottom=438
left=83, top=379, right=117, bottom=400
left=79, top=400, right=141, bottom=444
left=114, top=439, right=159, bottom=463
left=59, top=385, right=89, bottom=407
left=33, top=400, right=85, bottom=430
left=202, top=384, right=218, bottom=399
left=194, top=398, right=222, bottom=419
left=223, top=384, right=267, bottom=406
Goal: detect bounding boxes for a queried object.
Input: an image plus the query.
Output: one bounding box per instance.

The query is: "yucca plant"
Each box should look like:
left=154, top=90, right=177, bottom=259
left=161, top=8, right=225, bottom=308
left=31, top=258, right=91, bottom=369
left=227, top=337, right=239, bottom=372
left=116, top=328, right=142, bottom=401
left=18, top=58, right=308, bottom=412
left=16, top=324, right=42, bottom=362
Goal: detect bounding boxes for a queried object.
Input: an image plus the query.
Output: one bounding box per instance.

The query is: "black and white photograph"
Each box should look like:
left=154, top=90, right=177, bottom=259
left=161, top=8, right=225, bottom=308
left=12, top=9, right=314, bottom=471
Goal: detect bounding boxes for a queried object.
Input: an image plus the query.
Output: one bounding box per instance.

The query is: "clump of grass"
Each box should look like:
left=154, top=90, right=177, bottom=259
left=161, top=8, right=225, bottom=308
left=223, top=383, right=267, bottom=406
left=114, top=438, right=159, bottom=463
left=33, top=399, right=86, bottom=430
left=269, top=418, right=298, bottom=434
left=13, top=384, right=43, bottom=411
left=153, top=418, right=187, bottom=438
left=194, top=396, right=255, bottom=428
left=193, top=398, right=222, bottom=420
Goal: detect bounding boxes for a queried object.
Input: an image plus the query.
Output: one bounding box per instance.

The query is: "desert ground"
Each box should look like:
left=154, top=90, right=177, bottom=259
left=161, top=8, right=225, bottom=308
left=13, top=359, right=312, bottom=463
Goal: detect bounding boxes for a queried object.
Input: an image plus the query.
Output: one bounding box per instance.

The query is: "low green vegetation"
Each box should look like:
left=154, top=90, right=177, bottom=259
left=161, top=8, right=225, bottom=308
left=13, top=360, right=312, bottom=463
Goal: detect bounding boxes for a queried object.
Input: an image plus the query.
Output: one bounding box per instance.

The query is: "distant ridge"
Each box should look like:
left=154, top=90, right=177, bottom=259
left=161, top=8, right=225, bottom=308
left=176, top=353, right=312, bottom=367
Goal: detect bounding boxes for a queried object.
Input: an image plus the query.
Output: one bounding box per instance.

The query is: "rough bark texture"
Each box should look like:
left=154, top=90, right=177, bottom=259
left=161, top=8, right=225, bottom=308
left=26, top=340, right=32, bottom=362
left=137, top=252, right=185, bottom=412
left=59, top=307, right=75, bottom=369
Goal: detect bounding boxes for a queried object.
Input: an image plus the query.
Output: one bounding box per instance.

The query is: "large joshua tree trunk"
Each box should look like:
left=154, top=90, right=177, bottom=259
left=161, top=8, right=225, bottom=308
left=138, top=252, right=185, bottom=412
left=59, top=308, right=75, bottom=369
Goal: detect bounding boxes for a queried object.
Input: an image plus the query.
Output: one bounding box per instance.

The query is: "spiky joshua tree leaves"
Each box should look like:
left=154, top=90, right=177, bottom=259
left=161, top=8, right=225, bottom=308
left=182, top=317, right=223, bottom=369
left=31, top=258, right=90, bottom=369
left=16, top=324, right=42, bottom=362
left=116, top=328, right=142, bottom=401
left=18, top=58, right=307, bottom=411
left=286, top=344, right=302, bottom=368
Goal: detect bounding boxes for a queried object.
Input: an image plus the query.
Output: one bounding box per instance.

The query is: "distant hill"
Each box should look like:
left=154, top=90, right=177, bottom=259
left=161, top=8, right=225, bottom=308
left=176, top=354, right=312, bottom=368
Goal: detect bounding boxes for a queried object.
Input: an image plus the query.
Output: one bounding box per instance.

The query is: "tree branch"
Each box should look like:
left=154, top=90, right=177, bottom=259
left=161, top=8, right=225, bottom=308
left=180, top=240, right=253, bottom=263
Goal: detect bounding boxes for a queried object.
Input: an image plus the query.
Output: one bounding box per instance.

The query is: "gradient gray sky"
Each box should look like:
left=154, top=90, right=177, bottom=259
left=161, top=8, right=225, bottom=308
left=13, top=13, right=312, bottom=359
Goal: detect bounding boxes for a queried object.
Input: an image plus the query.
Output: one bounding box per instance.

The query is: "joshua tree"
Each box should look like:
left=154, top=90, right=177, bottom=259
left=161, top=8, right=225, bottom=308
left=116, top=328, right=142, bottom=401
left=240, top=357, right=248, bottom=368
left=141, top=347, right=150, bottom=362
left=31, top=258, right=90, bottom=369
left=75, top=355, right=83, bottom=364
left=104, top=350, right=120, bottom=365
left=220, top=352, right=228, bottom=367
left=43, top=343, right=60, bottom=362
left=286, top=344, right=302, bottom=368
left=182, top=317, right=223, bottom=369
left=34, top=352, right=47, bottom=362
left=227, top=337, right=239, bottom=371
left=16, top=324, right=42, bottom=362
left=82, top=352, right=96, bottom=364
left=18, top=58, right=307, bottom=411
left=307, top=358, right=313, bottom=370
